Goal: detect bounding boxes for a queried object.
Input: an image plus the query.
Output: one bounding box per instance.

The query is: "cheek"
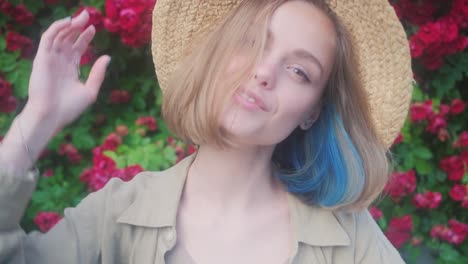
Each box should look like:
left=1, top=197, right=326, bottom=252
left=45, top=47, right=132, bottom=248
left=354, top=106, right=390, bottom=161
left=275, top=86, right=321, bottom=125
left=226, top=53, right=250, bottom=74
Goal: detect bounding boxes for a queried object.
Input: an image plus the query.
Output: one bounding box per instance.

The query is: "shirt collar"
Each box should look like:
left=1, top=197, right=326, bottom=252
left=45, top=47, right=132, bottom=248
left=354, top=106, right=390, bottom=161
left=117, top=154, right=350, bottom=246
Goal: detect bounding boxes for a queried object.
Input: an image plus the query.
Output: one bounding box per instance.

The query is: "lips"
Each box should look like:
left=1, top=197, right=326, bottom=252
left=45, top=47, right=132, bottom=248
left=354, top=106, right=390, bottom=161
left=236, top=89, right=270, bottom=112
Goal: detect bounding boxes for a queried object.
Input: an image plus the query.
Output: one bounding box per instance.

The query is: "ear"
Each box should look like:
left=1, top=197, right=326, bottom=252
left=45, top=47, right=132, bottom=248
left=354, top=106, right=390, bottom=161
left=299, top=106, right=321, bottom=130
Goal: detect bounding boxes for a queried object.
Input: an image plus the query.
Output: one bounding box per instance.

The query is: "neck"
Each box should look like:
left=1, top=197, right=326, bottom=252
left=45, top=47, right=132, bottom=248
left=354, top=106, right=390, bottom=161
left=183, top=144, right=284, bottom=212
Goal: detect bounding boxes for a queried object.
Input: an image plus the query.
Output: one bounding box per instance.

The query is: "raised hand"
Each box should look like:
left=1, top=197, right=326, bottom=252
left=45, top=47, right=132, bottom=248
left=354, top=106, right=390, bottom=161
left=0, top=10, right=111, bottom=173
left=27, top=10, right=111, bottom=129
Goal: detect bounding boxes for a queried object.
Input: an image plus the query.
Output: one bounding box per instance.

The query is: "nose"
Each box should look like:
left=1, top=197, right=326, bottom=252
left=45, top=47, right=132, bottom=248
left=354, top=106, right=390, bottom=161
left=253, top=59, right=276, bottom=90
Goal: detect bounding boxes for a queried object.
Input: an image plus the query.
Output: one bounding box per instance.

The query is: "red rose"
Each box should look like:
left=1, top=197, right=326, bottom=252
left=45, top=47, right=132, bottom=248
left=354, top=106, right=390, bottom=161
left=458, top=131, right=468, bottom=148
left=0, top=78, right=13, bottom=98
left=392, top=0, right=436, bottom=26
left=413, top=191, right=442, bottom=209
left=102, top=132, right=122, bottom=151
left=34, top=212, right=62, bottom=232
left=80, top=46, right=95, bottom=65
left=12, top=4, right=34, bottom=25
left=384, top=170, right=416, bottom=201
left=109, top=89, right=131, bottom=104
left=447, top=220, right=468, bottom=245
left=6, top=31, right=34, bottom=58
left=409, top=35, right=425, bottom=58
left=1, top=3, right=34, bottom=26
left=79, top=167, right=94, bottom=183
left=451, top=0, right=468, bottom=29
left=88, top=171, right=111, bottom=191
left=439, top=103, right=450, bottom=117
left=392, top=133, right=404, bottom=145
left=116, top=125, right=129, bottom=137
left=0, top=95, right=18, bottom=113
left=103, top=0, right=156, bottom=47
left=0, top=1, right=16, bottom=14
left=369, top=206, right=383, bottom=220
left=105, top=0, right=120, bottom=20
left=135, top=116, right=158, bottom=131
left=188, top=144, right=198, bottom=154
left=438, top=17, right=459, bottom=43
left=43, top=168, right=54, bottom=178
left=103, top=17, right=120, bottom=33
left=123, top=164, right=144, bottom=181
left=58, top=143, right=82, bottom=164
left=431, top=225, right=445, bottom=238
left=449, top=185, right=466, bottom=201
left=438, top=128, right=450, bottom=142
left=93, top=153, right=116, bottom=172
left=462, top=151, right=468, bottom=165
left=385, top=215, right=413, bottom=248
left=440, top=155, right=466, bottom=181
left=418, top=22, right=441, bottom=45
left=451, top=99, right=466, bottom=115
left=74, top=7, right=103, bottom=31
left=421, top=54, right=444, bottom=70
left=426, top=114, right=447, bottom=134
left=119, top=7, right=143, bottom=32
left=410, top=102, right=432, bottom=122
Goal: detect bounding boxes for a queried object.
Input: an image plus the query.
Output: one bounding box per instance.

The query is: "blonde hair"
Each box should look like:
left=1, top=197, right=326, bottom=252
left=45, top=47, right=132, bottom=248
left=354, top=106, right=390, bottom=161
left=162, top=0, right=390, bottom=211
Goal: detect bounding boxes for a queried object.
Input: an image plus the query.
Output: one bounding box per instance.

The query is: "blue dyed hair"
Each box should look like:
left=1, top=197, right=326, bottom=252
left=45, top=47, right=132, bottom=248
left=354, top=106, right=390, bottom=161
left=273, top=103, right=366, bottom=208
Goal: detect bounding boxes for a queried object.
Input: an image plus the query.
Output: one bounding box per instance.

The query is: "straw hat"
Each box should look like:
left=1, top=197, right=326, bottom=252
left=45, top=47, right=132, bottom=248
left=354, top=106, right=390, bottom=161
left=151, top=0, right=413, bottom=149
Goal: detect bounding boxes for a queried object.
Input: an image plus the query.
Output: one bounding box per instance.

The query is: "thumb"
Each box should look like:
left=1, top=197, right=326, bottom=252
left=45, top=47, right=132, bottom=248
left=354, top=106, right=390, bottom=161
left=85, top=55, right=111, bottom=101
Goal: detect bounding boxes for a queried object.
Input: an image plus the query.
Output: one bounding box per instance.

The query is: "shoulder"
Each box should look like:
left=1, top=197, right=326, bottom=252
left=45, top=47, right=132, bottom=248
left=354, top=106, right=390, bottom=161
left=65, top=170, right=164, bottom=222
left=332, top=209, right=405, bottom=263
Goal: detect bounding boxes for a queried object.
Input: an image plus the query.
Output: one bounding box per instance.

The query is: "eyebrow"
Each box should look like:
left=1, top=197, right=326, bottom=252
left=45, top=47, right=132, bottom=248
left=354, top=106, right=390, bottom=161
left=267, top=30, right=324, bottom=79
left=292, top=49, right=324, bottom=79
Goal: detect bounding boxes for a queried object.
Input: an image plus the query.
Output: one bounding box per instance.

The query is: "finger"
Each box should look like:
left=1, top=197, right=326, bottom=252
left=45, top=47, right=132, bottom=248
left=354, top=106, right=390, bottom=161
left=72, top=25, right=96, bottom=55
left=61, top=29, right=81, bottom=48
left=39, top=17, right=72, bottom=51
left=52, top=10, right=89, bottom=52
left=85, top=55, right=111, bottom=102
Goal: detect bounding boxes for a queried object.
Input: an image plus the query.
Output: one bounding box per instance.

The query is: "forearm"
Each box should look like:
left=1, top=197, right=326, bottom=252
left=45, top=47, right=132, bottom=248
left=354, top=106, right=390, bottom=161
left=0, top=103, right=58, bottom=177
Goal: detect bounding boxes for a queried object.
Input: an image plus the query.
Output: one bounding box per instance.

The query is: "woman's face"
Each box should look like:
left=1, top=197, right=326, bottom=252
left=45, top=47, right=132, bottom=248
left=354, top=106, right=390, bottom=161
left=221, top=1, right=337, bottom=146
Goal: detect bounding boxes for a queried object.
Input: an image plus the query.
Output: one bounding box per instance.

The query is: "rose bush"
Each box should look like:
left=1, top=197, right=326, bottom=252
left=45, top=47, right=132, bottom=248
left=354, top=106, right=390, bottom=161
left=0, top=0, right=466, bottom=263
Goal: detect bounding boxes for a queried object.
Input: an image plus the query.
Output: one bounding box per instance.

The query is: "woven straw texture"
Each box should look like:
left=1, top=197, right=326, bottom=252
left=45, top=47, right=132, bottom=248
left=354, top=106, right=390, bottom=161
left=151, top=0, right=413, bottom=149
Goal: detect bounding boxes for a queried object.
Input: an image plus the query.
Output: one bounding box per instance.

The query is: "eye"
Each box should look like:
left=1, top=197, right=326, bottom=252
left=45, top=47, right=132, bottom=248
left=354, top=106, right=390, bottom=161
left=286, top=65, right=311, bottom=83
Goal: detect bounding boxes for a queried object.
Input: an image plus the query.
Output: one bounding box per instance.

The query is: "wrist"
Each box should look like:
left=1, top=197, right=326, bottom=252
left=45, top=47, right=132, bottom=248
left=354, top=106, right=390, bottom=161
left=18, top=104, right=59, bottom=155
left=0, top=104, right=58, bottom=172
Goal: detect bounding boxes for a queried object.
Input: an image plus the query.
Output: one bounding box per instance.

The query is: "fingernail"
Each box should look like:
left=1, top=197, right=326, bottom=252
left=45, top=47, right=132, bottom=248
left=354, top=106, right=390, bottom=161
left=107, top=57, right=112, bottom=68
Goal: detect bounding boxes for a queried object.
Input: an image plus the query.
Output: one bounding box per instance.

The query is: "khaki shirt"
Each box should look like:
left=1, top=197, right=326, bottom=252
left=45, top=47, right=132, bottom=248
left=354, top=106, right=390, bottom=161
left=0, top=155, right=405, bottom=263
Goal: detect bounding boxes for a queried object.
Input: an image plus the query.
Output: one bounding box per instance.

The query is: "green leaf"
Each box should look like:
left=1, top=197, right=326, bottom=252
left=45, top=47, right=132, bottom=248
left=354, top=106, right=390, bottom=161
left=13, top=60, right=32, bottom=98
left=415, top=158, right=433, bottom=175
left=377, top=217, right=387, bottom=230
left=435, top=171, right=447, bottom=182
left=0, top=53, right=19, bottom=72
left=133, top=96, right=146, bottom=110
left=412, top=83, right=424, bottom=102
left=23, top=0, right=45, bottom=13
left=0, top=37, right=5, bottom=51
left=71, top=126, right=96, bottom=150
left=461, top=173, right=468, bottom=184
left=413, top=146, right=433, bottom=160
left=403, top=153, right=415, bottom=171
left=439, top=243, right=460, bottom=262
left=127, top=151, right=144, bottom=167
left=50, top=6, right=68, bottom=19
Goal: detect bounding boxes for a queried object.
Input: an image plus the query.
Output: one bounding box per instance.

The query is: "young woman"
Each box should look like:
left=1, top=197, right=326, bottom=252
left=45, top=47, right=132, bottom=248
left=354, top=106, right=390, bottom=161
left=0, top=0, right=413, bottom=263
